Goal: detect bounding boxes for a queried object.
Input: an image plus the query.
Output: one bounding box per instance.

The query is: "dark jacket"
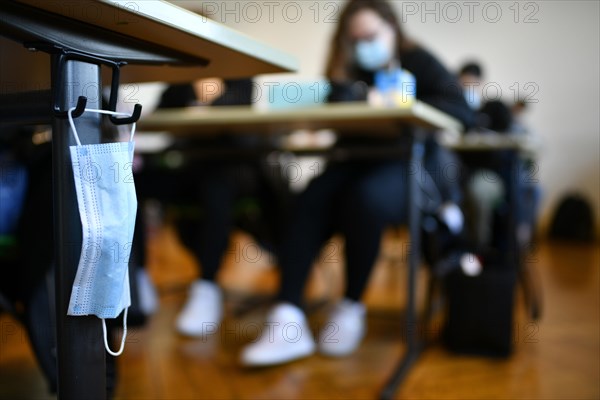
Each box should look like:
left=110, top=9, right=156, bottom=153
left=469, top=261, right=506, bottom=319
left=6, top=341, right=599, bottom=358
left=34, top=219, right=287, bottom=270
left=327, top=46, right=470, bottom=205
left=329, top=46, right=476, bottom=131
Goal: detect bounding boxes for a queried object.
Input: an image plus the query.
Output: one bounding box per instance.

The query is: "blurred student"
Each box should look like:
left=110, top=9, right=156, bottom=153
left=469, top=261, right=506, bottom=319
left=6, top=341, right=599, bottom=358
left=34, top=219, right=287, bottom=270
left=510, top=99, right=541, bottom=243
left=241, top=0, right=475, bottom=366
left=458, top=61, right=484, bottom=111
left=457, top=61, right=540, bottom=248
left=135, top=79, right=288, bottom=336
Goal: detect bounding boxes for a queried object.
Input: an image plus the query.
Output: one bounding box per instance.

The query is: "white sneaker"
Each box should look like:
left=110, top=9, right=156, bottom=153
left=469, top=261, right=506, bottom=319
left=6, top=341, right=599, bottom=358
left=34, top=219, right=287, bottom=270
left=438, top=202, right=464, bottom=235
left=136, top=268, right=158, bottom=316
left=318, top=299, right=366, bottom=357
left=460, top=253, right=483, bottom=277
left=176, top=280, right=223, bottom=337
left=240, top=303, right=315, bottom=367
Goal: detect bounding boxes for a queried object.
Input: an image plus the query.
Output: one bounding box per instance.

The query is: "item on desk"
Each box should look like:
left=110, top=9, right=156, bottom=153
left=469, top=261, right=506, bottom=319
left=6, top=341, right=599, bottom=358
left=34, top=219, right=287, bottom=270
left=254, top=78, right=330, bottom=110
left=369, top=68, right=416, bottom=108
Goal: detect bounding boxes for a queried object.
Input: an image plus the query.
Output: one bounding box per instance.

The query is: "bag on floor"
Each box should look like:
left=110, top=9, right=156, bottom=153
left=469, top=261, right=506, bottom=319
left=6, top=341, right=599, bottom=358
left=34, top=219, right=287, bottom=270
left=443, top=253, right=517, bottom=357
left=548, top=194, right=595, bottom=242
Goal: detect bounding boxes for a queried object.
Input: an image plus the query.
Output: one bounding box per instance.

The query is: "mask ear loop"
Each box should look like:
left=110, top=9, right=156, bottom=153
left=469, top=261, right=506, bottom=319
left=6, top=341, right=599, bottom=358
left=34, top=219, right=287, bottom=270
left=67, top=107, right=137, bottom=144
left=67, top=106, right=136, bottom=356
left=102, top=309, right=128, bottom=356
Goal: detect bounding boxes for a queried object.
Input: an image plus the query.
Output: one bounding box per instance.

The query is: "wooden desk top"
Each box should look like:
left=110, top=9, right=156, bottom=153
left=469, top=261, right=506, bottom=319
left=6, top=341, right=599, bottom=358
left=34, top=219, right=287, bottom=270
left=1, top=0, right=298, bottom=91
left=137, top=101, right=464, bottom=136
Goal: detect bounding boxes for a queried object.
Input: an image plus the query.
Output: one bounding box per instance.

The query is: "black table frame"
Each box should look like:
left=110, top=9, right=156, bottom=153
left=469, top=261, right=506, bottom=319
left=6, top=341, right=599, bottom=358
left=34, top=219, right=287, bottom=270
left=1, top=2, right=199, bottom=399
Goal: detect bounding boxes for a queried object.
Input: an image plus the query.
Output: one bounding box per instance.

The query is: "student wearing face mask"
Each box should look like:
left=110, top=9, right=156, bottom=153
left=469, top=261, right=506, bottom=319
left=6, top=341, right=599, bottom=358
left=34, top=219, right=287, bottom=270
left=240, top=0, right=476, bottom=366
left=458, top=62, right=484, bottom=111
left=133, top=79, right=289, bottom=337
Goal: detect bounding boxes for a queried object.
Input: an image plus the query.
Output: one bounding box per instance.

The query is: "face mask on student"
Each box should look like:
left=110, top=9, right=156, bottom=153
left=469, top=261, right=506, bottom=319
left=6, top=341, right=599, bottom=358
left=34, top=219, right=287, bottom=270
left=67, top=107, right=138, bottom=356
left=464, top=89, right=482, bottom=110
left=355, top=38, right=394, bottom=71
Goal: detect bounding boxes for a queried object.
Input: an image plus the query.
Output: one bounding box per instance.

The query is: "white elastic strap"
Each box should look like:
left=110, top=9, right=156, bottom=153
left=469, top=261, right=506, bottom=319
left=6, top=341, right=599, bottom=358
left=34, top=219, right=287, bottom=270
left=67, top=107, right=137, bottom=146
left=102, top=308, right=128, bottom=357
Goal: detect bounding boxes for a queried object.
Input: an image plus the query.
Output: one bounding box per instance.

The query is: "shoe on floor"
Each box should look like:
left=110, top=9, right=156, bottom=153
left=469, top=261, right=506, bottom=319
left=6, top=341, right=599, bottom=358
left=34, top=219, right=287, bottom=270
left=176, top=280, right=223, bottom=337
left=318, top=298, right=366, bottom=357
left=136, top=268, right=158, bottom=316
left=241, top=303, right=315, bottom=367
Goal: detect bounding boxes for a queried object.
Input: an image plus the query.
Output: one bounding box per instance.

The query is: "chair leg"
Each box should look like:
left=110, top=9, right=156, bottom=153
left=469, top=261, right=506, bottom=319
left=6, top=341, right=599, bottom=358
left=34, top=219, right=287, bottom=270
left=380, top=345, right=422, bottom=400
left=519, top=255, right=543, bottom=321
left=423, top=273, right=442, bottom=334
left=0, top=292, right=15, bottom=315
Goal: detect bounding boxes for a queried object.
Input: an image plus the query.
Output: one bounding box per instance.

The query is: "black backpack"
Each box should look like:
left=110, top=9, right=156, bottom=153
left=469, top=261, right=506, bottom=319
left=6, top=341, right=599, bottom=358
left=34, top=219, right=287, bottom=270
left=549, top=194, right=596, bottom=242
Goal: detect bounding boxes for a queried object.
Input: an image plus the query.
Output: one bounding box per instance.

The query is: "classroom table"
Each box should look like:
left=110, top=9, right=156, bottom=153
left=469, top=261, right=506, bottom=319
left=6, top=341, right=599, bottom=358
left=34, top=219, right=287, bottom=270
left=442, top=130, right=541, bottom=152
left=138, top=101, right=463, bottom=399
left=139, top=101, right=463, bottom=136
left=0, top=1, right=297, bottom=399
left=444, top=131, right=543, bottom=321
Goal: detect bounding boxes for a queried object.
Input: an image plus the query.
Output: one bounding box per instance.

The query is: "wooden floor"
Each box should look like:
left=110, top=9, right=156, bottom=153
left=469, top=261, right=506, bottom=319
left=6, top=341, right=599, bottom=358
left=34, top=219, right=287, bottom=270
left=1, top=227, right=598, bottom=400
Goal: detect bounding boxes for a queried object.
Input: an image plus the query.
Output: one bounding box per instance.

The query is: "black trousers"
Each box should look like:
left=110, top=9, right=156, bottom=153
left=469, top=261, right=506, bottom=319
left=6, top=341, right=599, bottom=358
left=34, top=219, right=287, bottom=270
left=277, top=138, right=463, bottom=307
left=134, top=157, right=288, bottom=281
left=277, top=159, right=411, bottom=306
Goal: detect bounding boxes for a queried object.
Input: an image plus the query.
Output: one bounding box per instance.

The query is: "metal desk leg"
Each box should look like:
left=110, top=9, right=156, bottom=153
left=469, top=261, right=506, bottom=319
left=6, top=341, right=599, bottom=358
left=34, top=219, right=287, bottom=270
left=52, top=57, right=106, bottom=400
left=508, top=153, right=542, bottom=320
left=380, top=131, right=426, bottom=400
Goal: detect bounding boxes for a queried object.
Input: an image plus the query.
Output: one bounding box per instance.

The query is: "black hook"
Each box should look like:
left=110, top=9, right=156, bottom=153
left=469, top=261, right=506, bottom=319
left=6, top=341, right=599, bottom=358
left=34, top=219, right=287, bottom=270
left=47, top=48, right=90, bottom=119
left=110, top=103, right=142, bottom=125
left=55, top=95, right=87, bottom=119
left=105, top=61, right=143, bottom=125
left=32, top=43, right=142, bottom=124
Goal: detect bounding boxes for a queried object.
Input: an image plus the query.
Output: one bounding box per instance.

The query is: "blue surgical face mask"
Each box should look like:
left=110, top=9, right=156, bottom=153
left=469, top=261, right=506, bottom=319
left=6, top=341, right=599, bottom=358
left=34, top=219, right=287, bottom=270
left=464, top=88, right=482, bottom=110
left=355, top=38, right=393, bottom=71
left=67, top=107, right=137, bottom=356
